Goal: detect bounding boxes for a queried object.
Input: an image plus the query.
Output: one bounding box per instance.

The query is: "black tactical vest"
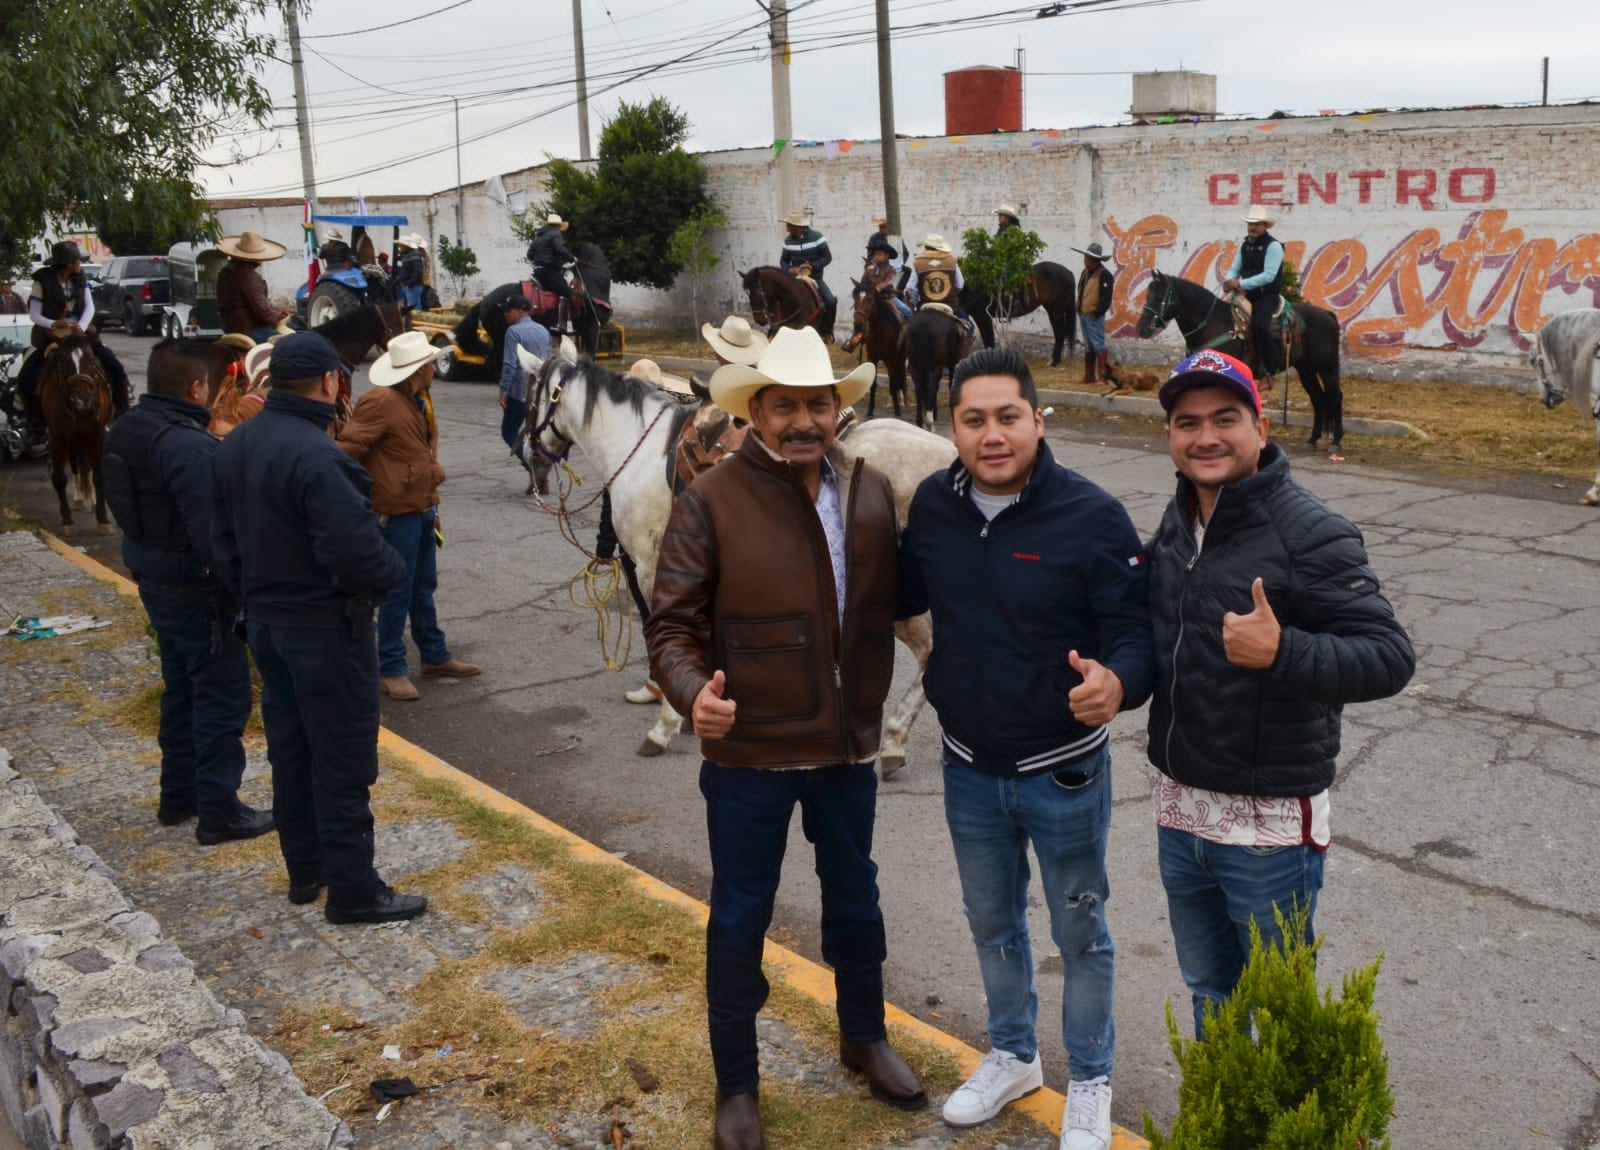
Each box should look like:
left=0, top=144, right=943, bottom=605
left=103, top=407, right=201, bottom=547
left=1238, top=233, right=1285, bottom=296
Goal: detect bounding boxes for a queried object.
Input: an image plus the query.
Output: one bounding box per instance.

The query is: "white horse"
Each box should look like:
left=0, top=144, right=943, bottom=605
left=518, top=340, right=956, bottom=776
left=1531, top=307, right=1600, bottom=506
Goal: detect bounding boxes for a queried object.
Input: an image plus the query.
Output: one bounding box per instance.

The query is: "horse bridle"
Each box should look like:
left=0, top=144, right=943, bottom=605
left=749, top=276, right=806, bottom=333
left=1142, top=275, right=1226, bottom=346
left=528, top=359, right=577, bottom=465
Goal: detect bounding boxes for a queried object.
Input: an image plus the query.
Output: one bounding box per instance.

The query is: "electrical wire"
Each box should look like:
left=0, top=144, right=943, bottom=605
left=299, top=0, right=483, bottom=41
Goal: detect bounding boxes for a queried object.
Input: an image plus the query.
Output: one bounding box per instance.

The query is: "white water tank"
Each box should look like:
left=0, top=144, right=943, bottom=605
left=1131, top=70, right=1217, bottom=120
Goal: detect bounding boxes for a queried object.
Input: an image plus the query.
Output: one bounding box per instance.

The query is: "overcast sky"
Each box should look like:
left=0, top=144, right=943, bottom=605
left=201, top=0, right=1600, bottom=201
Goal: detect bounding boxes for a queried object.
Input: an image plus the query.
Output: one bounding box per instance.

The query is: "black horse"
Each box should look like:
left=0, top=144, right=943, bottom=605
left=902, top=308, right=972, bottom=430
left=1137, top=270, right=1346, bottom=452
left=960, top=261, right=1079, bottom=366
left=566, top=241, right=613, bottom=356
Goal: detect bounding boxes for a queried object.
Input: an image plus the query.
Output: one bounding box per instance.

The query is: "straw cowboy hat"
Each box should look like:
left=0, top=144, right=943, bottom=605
left=920, top=234, right=953, bottom=254
left=709, top=326, right=874, bottom=413
left=871, top=215, right=889, bottom=227
left=629, top=358, right=696, bottom=398
left=545, top=213, right=569, bottom=231
left=995, top=203, right=1020, bottom=220
left=1071, top=241, right=1114, bottom=263
left=701, top=315, right=770, bottom=366
left=217, top=231, right=287, bottom=262
left=369, top=330, right=447, bottom=387
left=780, top=209, right=809, bottom=228
left=1243, top=204, right=1276, bottom=225
left=398, top=232, right=428, bottom=249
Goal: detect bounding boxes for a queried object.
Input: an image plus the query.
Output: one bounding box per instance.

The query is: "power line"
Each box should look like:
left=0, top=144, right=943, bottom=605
left=300, top=0, right=482, bottom=41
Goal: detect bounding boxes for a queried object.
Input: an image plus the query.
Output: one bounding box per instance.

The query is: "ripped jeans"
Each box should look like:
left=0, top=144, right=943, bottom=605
left=942, top=748, right=1114, bottom=1080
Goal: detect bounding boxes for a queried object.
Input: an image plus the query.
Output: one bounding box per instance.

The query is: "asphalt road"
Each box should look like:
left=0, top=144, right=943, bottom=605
left=6, top=331, right=1600, bottom=1149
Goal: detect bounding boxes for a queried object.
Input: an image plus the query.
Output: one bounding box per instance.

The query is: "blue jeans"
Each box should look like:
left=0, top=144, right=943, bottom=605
left=138, top=585, right=250, bottom=823
left=377, top=508, right=450, bottom=678
left=1079, top=313, right=1107, bottom=354
left=942, top=749, right=1115, bottom=1081
left=499, top=398, right=529, bottom=467
left=700, top=760, right=888, bottom=1095
left=1157, top=824, right=1325, bottom=1037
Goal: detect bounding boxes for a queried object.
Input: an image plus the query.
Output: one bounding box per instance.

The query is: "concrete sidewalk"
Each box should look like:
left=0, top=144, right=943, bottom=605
left=0, top=529, right=1143, bottom=1149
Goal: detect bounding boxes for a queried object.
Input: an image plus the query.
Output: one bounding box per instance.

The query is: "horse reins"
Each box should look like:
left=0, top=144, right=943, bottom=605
left=751, top=277, right=808, bottom=332
left=1145, top=276, right=1235, bottom=351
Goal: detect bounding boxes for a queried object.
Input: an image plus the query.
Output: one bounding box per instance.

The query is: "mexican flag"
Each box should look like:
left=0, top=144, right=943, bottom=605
left=303, top=200, right=319, bottom=291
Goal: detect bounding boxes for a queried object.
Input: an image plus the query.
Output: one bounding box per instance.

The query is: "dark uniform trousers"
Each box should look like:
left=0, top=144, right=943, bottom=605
left=139, top=585, right=250, bottom=822
left=248, top=614, right=385, bottom=905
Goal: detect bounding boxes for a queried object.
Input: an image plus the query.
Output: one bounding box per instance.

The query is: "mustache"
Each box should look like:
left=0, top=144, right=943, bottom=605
left=781, top=431, right=824, bottom=445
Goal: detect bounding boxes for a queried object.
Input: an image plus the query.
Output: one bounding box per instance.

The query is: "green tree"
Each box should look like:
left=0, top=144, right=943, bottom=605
left=537, top=97, right=710, bottom=290
left=436, top=236, right=480, bottom=303
left=666, top=207, right=727, bottom=333
left=960, top=226, right=1048, bottom=324
left=0, top=0, right=282, bottom=270
left=1144, top=909, right=1393, bottom=1150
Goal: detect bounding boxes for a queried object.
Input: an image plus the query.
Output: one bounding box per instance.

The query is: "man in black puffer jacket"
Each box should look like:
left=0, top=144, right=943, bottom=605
left=1146, top=349, right=1413, bottom=1039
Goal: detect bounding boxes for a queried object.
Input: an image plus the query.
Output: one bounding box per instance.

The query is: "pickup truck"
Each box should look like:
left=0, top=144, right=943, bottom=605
left=92, top=255, right=171, bottom=336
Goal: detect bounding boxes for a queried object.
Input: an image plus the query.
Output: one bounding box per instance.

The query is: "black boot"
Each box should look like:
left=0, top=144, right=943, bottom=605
left=1081, top=350, right=1097, bottom=384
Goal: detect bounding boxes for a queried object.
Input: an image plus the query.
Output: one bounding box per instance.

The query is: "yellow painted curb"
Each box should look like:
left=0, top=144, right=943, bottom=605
left=39, top=526, right=1149, bottom=1149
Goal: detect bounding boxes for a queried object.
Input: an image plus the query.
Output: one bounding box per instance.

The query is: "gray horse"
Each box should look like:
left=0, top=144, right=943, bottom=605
left=1531, top=307, right=1600, bottom=506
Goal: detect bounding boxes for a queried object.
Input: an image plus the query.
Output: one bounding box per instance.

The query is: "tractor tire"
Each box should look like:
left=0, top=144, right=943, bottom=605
left=307, top=281, right=362, bottom=328
left=431, top=336, right=460, bottom=382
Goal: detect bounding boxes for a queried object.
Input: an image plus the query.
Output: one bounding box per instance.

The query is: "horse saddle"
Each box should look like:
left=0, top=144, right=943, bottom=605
left=518, top=279, right=564, bottom=318
left=921, top=301, right=956, bottom=318
left=790, top=272, right=823, bottom=316
left=1229, top=293, right=1294, bottom=344
left=670, top=405, right=749, bottom=495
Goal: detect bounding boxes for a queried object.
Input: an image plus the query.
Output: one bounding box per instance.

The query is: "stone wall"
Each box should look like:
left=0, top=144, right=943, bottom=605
left=0, top=748, right=350, bottom=1150
left=215, top=102, right=1600, bottom=383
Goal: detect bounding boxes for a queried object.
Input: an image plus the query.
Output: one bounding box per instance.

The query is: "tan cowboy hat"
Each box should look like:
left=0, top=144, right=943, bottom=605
left=629, top=358, right=696, bottom=398
left=1243, top=204, right=1276, bottom=225
left=921, top=234, right=953, bottom=254
left=709, top=326, right=874, bottom=414
left=216, top=231, right=287, bottom=263
left=1071, top=241, right=1114, bottom=263
left=995, top=203, right=1020, bottom=220
left=215, top=332, right=256, bottom=352
left=701, top=315, right=770, bottom=366
left=871, top=215, right=889, bottom=227
left=398, top=232, right=428, bottom=249
left=780, top=209, right=809, bottom=228
left=243, top=344, right=274, bottom=390
left=545, top=212, right=568, bottom=231
left=369, top=330, right=447, bottom=387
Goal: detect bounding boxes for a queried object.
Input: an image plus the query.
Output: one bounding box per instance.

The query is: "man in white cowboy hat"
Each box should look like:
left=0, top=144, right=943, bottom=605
left=995, top=204, right=1021, bottom=236
left=646, top=325, right=927, bottom=1148
left=216, top=230, right=290, bottom=341
left=339, top=330, right=480, bottom=702
left=778, top=209, right=836, bottom=328
left=527, top=211, right=576, bottom=309
left=1071, top=240, right=1117, bottom=384
left=393, top=232, right=437, bottom=311
left=701, top=314, right=769, bottom=367
left=904, top=233, right=964, bottom=310
left=1222, top=205, right=1288, bottom=386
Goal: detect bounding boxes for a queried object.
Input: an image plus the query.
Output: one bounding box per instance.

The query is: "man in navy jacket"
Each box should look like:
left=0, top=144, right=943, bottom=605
left=900, top=347, right=1152, bottom=1150
left=212, top=331, right=426, bottom=925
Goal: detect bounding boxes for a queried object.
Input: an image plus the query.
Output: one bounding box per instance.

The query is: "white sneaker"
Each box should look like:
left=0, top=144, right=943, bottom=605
left=1060, top=1076, right=1112, bottom=1150
left=941, top=1048, right=1044, bottom=1127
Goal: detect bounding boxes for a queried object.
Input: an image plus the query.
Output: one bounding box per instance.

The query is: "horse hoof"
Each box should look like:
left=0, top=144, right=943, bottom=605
left=1581, top=491, right=1599, bottom=507
left=880, top=753, right=907, bottom=780
left=635, top=739, right=667, bottom=758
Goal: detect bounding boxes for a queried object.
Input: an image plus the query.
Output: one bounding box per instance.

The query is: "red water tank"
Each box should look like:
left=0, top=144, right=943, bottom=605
left=944, top=66, right=1023, bottom=135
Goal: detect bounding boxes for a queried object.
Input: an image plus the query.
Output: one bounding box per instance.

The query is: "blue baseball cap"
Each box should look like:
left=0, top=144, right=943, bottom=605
left=1158, top=349, right=1261, bottom=417
left=268, top=331, right=341, bottom=384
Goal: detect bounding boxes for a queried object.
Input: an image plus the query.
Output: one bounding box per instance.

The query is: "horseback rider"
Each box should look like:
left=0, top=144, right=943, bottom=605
left=779, top=209, right=835, bottom=320
left=857, top=235, right=911, bottom=317
left=1222, top=204, right=1287, bottom=386
left=866, top=216, right=904, bottom=274
left=216, top=231, right=291, bottom=341
left=16, top=241, right=126, bottom=433
left=527, top=212, right=576, bottom=311
left=393, top=233, right=438, bottom=311
left=995, top=203, right=1021, bottom=237
left=906, top=234, right=977, bottom=349
left=1071, top=240, right=1116, bottom=384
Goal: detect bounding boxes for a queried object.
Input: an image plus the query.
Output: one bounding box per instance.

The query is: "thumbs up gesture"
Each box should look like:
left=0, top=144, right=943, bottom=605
left=1223, top=577, right=1282, bottom=669
left=1067, top=649, right=1125, bottom=728
left=692, top=669, right=738, bottom=739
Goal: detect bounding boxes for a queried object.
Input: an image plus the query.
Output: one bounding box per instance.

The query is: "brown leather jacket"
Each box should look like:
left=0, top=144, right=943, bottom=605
left=647, top=434, right=899, bottom=769
left=216, top=261, right=287, bottom=333
left=337, top=384, right=445, bottom=515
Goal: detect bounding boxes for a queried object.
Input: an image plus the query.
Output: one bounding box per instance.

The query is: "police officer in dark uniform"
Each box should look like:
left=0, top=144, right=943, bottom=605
left=1223, top=204, right=1288, bottom=383
left=102, top=340, right=275, bottom=843
left=211, top=331, right=427, bottom=924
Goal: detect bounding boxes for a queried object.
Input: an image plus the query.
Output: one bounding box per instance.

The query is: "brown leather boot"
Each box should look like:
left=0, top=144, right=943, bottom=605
left=380, top=676, right=420, bottom=702
left=839, top=1038, right=929, bottom=1110
left=421, top=659, right=481, bottom=678
left=714, top=1091, right=765, bottom=1150
left=1081, top=350, right=1097, bottom=384
left=1097, top=351, right=1114, bottom=384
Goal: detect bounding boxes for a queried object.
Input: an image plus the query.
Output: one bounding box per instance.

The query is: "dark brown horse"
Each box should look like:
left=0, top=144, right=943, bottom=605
left=38, top=335, right=113, bottom=530
left=844, top=286, right=908, bottom=419
left=902, top=308, right=973, bottom=430
left=740, top=266, right=836, bottom=342
left=1136, top=270, right=1346, bottom=451
left=962, top=261, right=1078, bottom=366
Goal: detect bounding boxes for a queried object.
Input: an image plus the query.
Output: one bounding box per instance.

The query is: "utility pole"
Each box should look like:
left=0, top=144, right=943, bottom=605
left=453, top=97, right=464, bottom=243
left=874, top=0, right=899, bottom=234
left=1541, top=56, right=1550, bottom=106
left=284, top=4, right=318, bottom=223
left=769, top=0, right=798, bottom=215
left=573, top=0, right=592, bottom=161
